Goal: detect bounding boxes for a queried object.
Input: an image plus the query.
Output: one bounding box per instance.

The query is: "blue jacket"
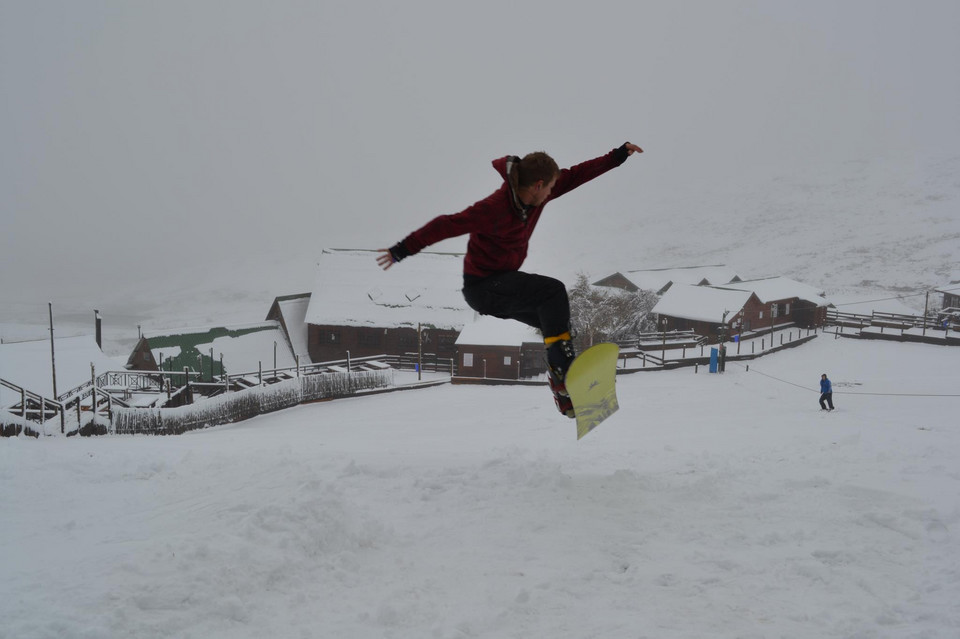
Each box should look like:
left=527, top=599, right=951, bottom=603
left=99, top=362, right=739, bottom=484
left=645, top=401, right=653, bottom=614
left=820, top=378, right=832, bottom=394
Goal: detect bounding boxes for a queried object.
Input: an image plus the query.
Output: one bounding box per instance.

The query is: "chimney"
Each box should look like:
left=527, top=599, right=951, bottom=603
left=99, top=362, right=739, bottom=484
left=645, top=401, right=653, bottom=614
left=94, top=309, right=102, bottom=349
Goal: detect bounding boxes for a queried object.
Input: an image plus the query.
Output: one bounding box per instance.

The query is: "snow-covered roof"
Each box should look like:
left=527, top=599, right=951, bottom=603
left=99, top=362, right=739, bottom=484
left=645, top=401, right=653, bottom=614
left=720, top=276, right=828, bottom=306
left=455, top=315, right=543, bottom=347
left=305, top=248, right=473, bottom=330
left=1, top=335, right=124, bottom=404
left=934, top=283, right=960, bottom=295
left=270, top=293, right=311, bottom=362
left=652, top=285, right=754, bottom=324
left=619, top=265, right=741, bottom=293
left=143, top=321, right=296, bottom=375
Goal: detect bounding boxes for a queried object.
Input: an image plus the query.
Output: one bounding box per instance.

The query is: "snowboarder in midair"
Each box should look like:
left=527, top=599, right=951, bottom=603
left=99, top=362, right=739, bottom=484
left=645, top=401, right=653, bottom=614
left=378, top=141, right=644, bottom=417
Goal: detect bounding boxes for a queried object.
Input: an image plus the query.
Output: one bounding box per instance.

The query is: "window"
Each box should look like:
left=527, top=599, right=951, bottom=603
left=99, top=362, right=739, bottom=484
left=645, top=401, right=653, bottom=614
left=785, top=303, right=791, bottom=315
left=759, top=311, right=764, bottom=319
left=504, top=356, right=512, bottom=366
left=464, top=353, right=474, bottom=367
left=325, top=330, right=341, bottom=344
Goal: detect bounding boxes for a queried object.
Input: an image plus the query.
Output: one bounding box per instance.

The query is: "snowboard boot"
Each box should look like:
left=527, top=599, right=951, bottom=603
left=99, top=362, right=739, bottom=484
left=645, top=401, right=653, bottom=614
left=545, top=333, right=576, bottom=418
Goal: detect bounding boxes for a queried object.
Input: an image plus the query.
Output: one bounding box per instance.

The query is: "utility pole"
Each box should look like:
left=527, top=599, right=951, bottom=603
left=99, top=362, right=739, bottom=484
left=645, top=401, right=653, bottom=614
left=48, top=302, right=58, bottom=398
left=923, top=290, right=930, bottom=337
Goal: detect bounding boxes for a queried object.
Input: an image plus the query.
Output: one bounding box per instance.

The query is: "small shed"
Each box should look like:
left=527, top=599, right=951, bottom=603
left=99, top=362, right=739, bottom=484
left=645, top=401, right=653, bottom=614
left=455, top=316, right=546, bottom=380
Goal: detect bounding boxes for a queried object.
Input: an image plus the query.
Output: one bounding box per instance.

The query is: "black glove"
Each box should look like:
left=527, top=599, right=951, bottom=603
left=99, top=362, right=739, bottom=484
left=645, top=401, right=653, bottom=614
left=388, top=241, right=411, bottom=263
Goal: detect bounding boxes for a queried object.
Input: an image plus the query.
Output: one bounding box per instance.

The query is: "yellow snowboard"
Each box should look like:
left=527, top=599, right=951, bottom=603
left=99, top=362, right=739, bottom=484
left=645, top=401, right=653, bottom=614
left=565, top=343, right=620, bottom=439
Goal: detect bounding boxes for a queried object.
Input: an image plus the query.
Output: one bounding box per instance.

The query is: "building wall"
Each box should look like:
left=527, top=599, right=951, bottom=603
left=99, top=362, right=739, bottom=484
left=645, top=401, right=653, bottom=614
left=458, top=345, right=522, bottom=379
left=308, top=324, right=460, bottom=363
left=660, top=295, right=825, bottom=340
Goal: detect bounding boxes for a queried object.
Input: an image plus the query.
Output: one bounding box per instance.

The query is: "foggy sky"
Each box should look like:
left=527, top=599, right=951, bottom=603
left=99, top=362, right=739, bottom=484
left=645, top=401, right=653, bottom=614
left=2, top=0, right=959, bottom=307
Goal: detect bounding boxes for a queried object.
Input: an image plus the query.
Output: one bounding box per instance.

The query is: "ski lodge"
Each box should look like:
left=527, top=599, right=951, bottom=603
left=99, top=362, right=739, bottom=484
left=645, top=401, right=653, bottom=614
left=303, top=248, right=473, bottom=365
left=651, top=276, right=829, bottom=340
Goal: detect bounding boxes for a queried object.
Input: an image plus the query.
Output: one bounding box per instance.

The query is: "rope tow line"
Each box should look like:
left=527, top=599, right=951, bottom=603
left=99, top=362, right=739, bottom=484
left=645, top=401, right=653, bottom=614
left=732, top=362, right=960, bottom=398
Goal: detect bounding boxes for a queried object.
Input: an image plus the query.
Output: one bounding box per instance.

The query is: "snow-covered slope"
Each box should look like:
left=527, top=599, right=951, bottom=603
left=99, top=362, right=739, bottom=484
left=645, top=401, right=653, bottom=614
left=2, top=336, right=958, bottom=638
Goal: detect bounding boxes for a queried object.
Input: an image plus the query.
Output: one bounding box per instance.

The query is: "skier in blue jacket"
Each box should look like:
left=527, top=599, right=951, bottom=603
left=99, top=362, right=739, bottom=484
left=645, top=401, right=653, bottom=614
left=819, top=373, right=834, bottom=411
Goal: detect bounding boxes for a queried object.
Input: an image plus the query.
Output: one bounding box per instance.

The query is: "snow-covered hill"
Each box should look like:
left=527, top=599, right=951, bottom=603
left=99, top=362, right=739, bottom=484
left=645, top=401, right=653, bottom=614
left=2, top=337, right=958, bottom=638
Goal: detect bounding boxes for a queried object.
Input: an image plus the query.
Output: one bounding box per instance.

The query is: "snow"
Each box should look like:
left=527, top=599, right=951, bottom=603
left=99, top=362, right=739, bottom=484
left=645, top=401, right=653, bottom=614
left=721, top=275, right=828, bottom=306
left=273, top=294, right=312, bottom=363
left=618, top=265, right=743, bottom=293
left=456, top=315, right=543, bottom=347
left=143, top=321, right=296, bottom=376
left=206, top=327, right=296, bottom=375
left=305, top=248, right=473, bottom=330
left=652, top=284, right=755, bottom=325
left=2, top=336, right=958, bottom=638
left=0, top=335, right=124, bottom=404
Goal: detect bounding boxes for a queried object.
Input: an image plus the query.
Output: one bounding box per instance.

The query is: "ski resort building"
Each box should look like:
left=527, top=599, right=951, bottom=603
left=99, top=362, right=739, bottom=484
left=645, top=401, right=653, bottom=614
left=652, top=276, right=829, bottom=340
left=304, top=248, right=473, bottom=364
left=454, top=316, right=547, bottom=381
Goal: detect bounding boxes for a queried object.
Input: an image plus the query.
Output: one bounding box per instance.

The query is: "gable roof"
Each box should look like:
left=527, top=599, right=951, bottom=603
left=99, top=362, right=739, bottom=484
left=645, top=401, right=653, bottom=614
left=305, top=248, right=472, bottom=330
left=1, top=335, right=123, bottom=404
left=718, top=276, right=828, bottom=306
left=139, top=321, right=296, bottom=375
left=652, top=285, right=755, bottom=324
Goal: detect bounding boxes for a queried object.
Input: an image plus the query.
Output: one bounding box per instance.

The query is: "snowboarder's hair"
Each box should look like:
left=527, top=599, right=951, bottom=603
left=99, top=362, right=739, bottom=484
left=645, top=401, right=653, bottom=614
left=511, top=151, right=559, bottom=190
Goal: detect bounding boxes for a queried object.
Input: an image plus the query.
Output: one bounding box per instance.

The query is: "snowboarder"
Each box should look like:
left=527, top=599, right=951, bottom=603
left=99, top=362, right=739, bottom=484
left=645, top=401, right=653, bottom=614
left=377, top=141, right=644, bottom=417
left=819, top=373, right=834, bottom=410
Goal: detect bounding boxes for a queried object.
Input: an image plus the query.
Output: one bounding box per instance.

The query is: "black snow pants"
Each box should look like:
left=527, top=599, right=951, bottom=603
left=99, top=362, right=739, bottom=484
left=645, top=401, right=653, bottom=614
left=462, top=271, right=571, bottom=339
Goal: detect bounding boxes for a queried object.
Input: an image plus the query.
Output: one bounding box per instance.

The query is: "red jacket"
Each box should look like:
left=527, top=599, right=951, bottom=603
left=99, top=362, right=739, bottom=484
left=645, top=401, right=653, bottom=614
left=399, top=145, right=630, bottom=278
